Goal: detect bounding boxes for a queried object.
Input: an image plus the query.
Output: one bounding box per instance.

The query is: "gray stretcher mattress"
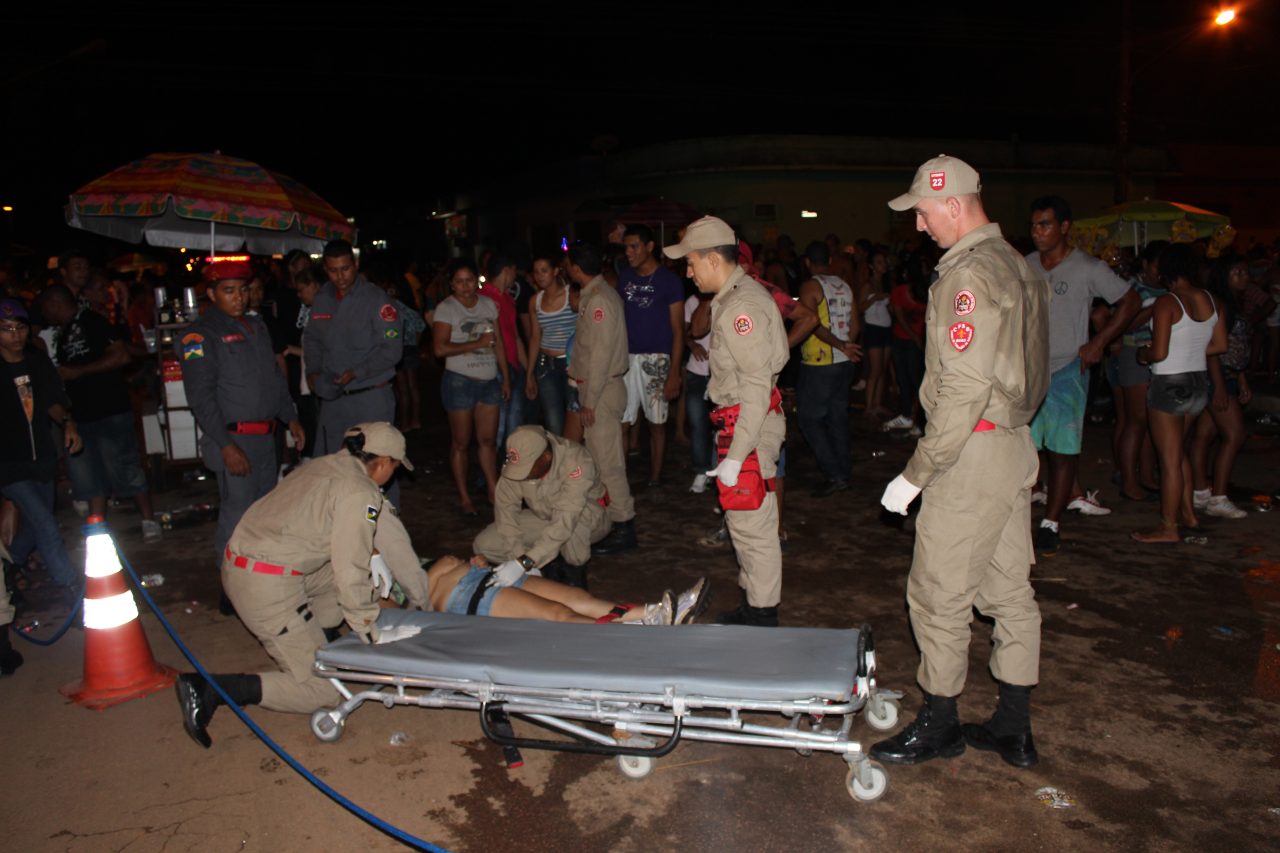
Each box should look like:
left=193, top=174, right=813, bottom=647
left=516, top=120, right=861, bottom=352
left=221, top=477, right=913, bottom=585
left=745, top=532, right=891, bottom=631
left=316, top=609, right=861, bottom=702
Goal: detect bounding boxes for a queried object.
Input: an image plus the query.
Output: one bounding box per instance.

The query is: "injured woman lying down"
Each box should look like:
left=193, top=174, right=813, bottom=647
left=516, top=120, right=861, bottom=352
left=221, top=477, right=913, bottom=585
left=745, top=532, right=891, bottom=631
left=373, top=512, right=710, bottom=629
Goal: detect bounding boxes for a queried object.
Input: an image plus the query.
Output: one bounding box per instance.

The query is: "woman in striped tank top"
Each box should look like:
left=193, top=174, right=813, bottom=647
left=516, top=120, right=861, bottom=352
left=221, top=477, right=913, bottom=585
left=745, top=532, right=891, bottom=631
left=525, top=252, right=580, bottom=438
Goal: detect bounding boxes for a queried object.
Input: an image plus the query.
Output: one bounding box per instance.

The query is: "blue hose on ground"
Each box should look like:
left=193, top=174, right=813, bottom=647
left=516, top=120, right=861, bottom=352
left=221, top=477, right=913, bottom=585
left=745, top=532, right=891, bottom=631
left=116, top=544, right=451, bottom=853
left=9, top=592, right=83, bottom=647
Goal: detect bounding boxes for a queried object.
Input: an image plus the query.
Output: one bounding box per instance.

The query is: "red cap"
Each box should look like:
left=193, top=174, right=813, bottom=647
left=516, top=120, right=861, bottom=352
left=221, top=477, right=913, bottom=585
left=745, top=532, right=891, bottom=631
left=202, top=260, right=254, bottom=283
left=86, top=514, right=105, bottom=524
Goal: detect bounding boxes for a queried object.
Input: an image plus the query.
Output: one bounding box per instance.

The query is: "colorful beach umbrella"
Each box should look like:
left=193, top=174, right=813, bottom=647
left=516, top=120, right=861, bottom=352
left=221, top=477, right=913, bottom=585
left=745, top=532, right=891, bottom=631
left=66, top=152, right=356, bottom=255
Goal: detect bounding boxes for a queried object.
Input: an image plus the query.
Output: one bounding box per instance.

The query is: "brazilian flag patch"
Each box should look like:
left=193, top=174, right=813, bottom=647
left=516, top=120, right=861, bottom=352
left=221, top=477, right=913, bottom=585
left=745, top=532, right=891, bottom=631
left=384, top=328, right=399, bottom=339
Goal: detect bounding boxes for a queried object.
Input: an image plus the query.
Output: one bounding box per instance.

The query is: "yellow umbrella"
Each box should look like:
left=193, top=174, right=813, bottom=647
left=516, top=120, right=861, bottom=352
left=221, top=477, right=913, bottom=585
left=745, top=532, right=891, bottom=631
left=1072, top=198, right=1230, bottom=251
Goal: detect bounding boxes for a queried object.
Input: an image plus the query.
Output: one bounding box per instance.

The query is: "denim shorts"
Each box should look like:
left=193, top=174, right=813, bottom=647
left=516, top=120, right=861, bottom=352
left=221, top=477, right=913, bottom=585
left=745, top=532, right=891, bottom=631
left=444, top=565, right=528, bottom=616
left=1148, top=371, right=1210, bottom=416
left=68, top=411, right=148, bottom=501
left=440, top=370, right=501, bottom=411
left=1114, top=344, right=1152, bottom=388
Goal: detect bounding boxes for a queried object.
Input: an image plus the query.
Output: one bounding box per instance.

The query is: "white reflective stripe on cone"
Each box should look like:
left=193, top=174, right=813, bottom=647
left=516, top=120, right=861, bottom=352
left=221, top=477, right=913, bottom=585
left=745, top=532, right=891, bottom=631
left=84, top=533, right=123, bottom=578
left=83, top=591, right=140, bottom=630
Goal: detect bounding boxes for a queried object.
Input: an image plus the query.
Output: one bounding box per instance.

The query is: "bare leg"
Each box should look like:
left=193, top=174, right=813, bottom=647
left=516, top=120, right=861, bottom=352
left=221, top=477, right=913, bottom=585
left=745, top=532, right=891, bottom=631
left=405, top=365, right=422, bottom=430
left=446, top=409, right=476, bottom=512
left=519, top=576, right=618, bottom=619
left=1044, top=451, right=1077, bottom=524
left=1133, top=409, right=1187, bottom=542
left=563, top=410, right=583, bottom=443
left=133, top=491, right=155, bottom=521
left=1189, top=409, right=1217, bottom=493
left=649, top=417, right=666, bottom=483
left=865, top=347, right=888, bottom=418
left=1118, top=384, right=1151, bottom=499
left=1111, top=377, right=1128, bottom=484
left=1210, top=399, right=1246, bottom=495
left=473, top=403, right=500, bottom=505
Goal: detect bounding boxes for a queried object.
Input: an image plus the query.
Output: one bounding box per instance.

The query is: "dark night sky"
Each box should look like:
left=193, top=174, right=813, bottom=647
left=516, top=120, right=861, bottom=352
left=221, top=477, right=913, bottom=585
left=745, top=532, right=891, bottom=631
left=2, top=1, right=1276, bottom=246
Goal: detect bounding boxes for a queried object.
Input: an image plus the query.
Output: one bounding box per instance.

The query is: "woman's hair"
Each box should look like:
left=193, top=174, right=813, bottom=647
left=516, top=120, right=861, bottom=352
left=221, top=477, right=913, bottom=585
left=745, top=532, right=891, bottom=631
left=342, top=432, right=378, bottom=464
left=1156, top=243, right=1201, bottom=287
left=446, top=258, right=479, bottom=280
left=1207, top=252, right=1243, bottom=319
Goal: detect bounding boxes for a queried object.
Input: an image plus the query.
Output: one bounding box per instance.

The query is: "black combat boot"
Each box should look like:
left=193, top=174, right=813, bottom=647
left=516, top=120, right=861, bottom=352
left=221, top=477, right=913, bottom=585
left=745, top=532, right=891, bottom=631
left=558, top=561, right=589, bottom=591
left=0, top=626, right=23, bottom=676
left=961, top=681, right=1038, bottom=768
left=717, top=588, right=779, bottom=627
left=591, top=519, right=637, bottom=556
left=870, top=692, right=965, bottom=765
left=176, top=673, right=262, bottom=748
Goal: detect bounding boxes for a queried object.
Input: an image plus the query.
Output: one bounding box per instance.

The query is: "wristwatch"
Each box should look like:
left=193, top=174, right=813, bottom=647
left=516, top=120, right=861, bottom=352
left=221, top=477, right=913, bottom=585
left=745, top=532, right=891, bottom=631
left=517, top=555, right=536, bottom=571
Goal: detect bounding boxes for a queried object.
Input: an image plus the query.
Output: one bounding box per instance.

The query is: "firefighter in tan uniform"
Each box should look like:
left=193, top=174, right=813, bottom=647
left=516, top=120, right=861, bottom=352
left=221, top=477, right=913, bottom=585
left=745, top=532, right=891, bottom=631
left=473, top=425, right=612, bottom=590
left=565, top=243, right=637, bottom=555
left=665, top=217, right=790, bottom=626
left=174, top=422, right=414, bottom=748
left=872, top=156, right=1051, bottom=770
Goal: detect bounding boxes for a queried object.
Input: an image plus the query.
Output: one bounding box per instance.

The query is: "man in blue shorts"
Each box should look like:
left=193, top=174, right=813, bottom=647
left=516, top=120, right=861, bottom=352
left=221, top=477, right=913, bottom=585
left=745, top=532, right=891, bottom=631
left=1026, top=197, right=1139, bottom=555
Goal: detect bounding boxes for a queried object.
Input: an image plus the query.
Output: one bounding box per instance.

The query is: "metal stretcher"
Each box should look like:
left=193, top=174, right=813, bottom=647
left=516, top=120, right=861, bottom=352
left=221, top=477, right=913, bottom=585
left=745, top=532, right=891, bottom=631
left=312, top=610, right=902, bottom=802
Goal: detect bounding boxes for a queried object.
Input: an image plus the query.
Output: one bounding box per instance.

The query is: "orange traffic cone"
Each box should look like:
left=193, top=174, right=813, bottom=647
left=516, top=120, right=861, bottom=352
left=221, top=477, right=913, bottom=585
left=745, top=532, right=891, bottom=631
left=61, top=515, right=175, bottom=709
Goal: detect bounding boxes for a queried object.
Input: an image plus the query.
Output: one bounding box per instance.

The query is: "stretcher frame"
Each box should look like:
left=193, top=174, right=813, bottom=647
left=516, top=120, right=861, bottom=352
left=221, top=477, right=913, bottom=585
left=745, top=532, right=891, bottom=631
left=311, top=614, right=902, bottom=802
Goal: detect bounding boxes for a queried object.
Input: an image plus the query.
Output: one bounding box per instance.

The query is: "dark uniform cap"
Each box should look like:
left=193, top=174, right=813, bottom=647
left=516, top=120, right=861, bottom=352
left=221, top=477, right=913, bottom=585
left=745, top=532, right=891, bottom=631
left=502, top=425, right=549, bottom=480
left=202, top=260, right=254, bottom=283
left=344, top=421, right=414, bottom=470
left=0, top=298, right=29, bottom=323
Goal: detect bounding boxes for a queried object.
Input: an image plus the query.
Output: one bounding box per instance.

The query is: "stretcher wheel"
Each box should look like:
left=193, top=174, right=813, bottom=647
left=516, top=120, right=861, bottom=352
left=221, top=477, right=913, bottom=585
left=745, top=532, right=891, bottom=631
left=847, top=761, right=888, bottom=803
left=617, top=754, right=654, bottom=779
left=310, top=709, right=345, bottom=743
left=866, top=698, right=900, bottom=732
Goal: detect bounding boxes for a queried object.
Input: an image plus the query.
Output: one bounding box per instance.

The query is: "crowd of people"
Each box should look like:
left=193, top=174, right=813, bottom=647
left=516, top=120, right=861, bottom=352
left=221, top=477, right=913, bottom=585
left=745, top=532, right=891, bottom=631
left=0, top=160, right=1277, bottom=773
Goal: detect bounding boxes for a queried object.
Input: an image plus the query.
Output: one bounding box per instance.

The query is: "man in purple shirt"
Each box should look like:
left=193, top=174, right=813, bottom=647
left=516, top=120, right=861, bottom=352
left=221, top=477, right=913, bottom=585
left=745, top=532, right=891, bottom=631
left=618, top=224, right=685, bottom=487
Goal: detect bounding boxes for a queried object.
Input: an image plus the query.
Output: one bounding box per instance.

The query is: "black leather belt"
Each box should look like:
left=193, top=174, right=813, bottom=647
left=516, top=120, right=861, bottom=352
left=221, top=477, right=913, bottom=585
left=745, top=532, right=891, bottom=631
left=341, top=382, right=389, bottom=397
left=467, top=571, right=496, bottom=615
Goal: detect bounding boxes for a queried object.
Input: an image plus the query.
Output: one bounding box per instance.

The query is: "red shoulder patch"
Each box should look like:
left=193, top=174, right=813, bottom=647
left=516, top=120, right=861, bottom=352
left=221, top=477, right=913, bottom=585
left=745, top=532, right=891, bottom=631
left=592, top=307, right=605, bottom=323
left=733, top=314, right=753, bottom=335
left=380, top=303, right=398, bottom=322
left=949, top=321, right=975, bottom=352
left=953, top=289, right=976, bottom=316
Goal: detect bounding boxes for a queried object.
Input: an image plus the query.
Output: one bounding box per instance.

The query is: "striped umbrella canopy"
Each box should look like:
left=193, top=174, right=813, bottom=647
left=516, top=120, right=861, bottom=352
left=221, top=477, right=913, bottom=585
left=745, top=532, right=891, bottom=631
left=66, top=152, right=356, bottom=255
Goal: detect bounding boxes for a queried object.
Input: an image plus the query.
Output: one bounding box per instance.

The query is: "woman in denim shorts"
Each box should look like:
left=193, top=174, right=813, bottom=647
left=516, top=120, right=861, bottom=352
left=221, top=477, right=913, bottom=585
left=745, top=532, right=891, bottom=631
left=431, top=259, right=510, bottom=517
left=1133, top=245, right=1227, bottom=544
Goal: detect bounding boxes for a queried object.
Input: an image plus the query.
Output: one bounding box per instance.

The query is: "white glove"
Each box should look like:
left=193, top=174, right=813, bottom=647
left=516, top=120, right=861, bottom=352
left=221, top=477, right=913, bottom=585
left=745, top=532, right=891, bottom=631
left=373, top=624, right=422, bottom=644
left=370, top=553, right=393, bottom=599
left=880, top=474, right=922, bottom=516
left=707, top=457, right=743, bottom=488
left=490, top=559, right=525, bottom=588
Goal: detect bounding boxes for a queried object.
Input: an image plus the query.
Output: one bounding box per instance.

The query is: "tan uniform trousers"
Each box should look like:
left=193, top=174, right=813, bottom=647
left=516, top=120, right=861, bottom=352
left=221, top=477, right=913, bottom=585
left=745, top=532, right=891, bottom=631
left=582, top=378, right=634, bottom=523
left=474, top=507, right=611, bottom=567
left=222, top=559, right=343, bottom=714
left=726, top=411, right=786, bottom=608
left=906, top=425, right=1041, bottom=697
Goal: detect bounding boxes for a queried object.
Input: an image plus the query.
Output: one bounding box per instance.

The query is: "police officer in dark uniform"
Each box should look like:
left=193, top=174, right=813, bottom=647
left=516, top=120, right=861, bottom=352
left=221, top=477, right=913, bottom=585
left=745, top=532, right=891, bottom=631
left=303, top=240, right=404, bottom=457
left=181, top=259, right=304, bottom=610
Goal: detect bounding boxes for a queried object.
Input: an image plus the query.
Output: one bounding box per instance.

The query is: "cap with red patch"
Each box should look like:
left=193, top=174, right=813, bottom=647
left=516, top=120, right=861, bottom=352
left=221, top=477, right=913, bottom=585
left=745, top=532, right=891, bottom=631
left=202, top=260, right=254, bottom=283
left=888, top=155, right=982, bottom=211
left=501, top=425, right=549, bottom=480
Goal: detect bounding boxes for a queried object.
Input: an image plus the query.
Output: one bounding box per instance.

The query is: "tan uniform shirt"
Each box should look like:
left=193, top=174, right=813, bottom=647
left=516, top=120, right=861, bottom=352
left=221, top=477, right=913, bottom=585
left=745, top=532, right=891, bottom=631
left=569, top=275, right=629, bottom=410
left=491, top=434, right=607, bottom=567
left=708, top=266, right=791, bottom=462
left=227, top=452, right=383, bottom=638
left=903, top=222, right=1051, bottom=489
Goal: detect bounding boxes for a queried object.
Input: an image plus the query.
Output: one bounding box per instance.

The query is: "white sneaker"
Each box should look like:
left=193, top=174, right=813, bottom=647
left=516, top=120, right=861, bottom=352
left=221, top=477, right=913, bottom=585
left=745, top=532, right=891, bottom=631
left=674, top=577, right=711, bottom=625
left=1067, top=490, right=1111, bottom=516
left=852, top=379, right=867, bottom=392
left=640, top=590, right=674, bottom=626
left=689, top=474, right=709, bottom=494
left=1192, top=488, right=1211, bottom=510
left=882, top=414, right=915, bottom=432
left=1031, top=488, right=1047, bottom=505
left=1204, top=495, right=1247, bottom=519
left=141, top=519, right=163, bottom=542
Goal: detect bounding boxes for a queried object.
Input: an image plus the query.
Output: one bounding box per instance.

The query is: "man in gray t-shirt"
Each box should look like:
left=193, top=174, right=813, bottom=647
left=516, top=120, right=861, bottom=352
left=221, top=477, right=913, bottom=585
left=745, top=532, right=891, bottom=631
left=1025, top=196, right=1139, bottom=557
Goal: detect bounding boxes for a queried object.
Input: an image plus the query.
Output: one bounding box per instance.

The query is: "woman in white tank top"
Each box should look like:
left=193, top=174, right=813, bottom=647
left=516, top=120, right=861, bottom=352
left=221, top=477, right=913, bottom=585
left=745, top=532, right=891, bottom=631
left=1132, top=244, right=1227, bottom=543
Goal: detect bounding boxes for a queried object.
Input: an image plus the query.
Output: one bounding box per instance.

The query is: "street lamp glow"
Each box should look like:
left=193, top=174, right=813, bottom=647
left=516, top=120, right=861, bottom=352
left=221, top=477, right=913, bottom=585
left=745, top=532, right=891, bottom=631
left=1215, top=8, right=1236, bottom=25
left=1, top=205, right=12, bottom=212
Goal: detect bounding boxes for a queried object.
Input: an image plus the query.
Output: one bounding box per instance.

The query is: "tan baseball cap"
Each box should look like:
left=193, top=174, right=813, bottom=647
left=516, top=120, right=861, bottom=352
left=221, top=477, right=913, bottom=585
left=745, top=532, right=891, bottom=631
left=344, top=422, right=414, bottom=470
left=887, top=155, right=982, bottom=211
left=663, top=216, right=736, bottom=259
left=501, top=425, right=549, bottom=480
